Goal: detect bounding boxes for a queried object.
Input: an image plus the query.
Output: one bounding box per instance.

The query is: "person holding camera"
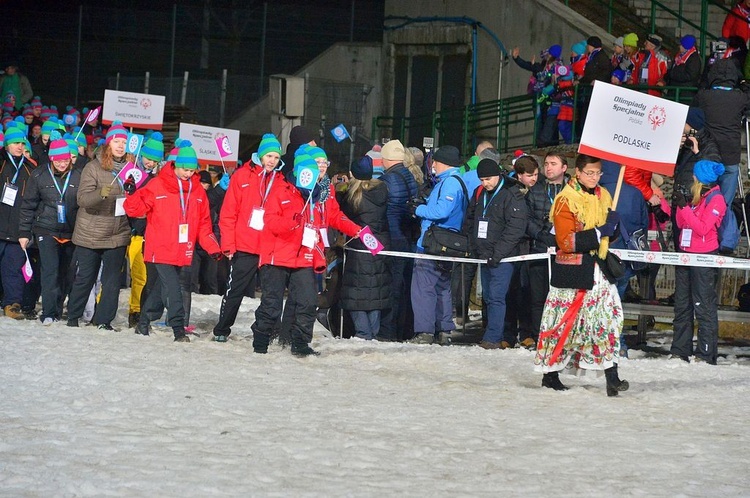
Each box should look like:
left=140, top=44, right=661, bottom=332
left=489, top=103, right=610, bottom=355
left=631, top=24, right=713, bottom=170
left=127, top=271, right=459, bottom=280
left=463, top=159, right=528, bottom=349
left=408, top=145, right=467, bottom=346
left=534, top=154, right=628, bottom=397
left=670, top=160, right=727, bottom=364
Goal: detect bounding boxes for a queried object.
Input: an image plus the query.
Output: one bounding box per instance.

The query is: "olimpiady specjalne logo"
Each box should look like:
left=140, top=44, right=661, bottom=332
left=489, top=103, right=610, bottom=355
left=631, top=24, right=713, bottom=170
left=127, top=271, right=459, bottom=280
left=647, top=105, right=666, bottom=130
left=140, top=98, right=152, bottom=110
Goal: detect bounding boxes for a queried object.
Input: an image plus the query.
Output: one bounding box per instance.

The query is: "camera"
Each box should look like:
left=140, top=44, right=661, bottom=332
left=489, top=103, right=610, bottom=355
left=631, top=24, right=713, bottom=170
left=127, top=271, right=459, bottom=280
left=649, top=203, right=670, bottom=224
left=710, top=40, right=727, bottom=56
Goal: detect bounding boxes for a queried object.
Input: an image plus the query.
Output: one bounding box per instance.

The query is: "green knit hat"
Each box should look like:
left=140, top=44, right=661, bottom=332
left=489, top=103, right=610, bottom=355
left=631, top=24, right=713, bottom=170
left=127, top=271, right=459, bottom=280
left=41, top=117, right=64, bottom=137
left=141, top=131, right=164, bottom=161
left=3, top=122, right=26, bottom=146
left=307, top=146, right=327, bottom=161
left=175, top=140, right=199, bottom=170
left=257, top=133, right=282, bottom=158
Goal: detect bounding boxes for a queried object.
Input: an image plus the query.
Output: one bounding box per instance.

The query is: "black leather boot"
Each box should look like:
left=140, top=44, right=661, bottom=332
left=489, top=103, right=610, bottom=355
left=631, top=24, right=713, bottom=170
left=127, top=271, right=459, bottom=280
left=605, top=365, right=629, bottom=397
left=541, top=371, right=569, bottom=391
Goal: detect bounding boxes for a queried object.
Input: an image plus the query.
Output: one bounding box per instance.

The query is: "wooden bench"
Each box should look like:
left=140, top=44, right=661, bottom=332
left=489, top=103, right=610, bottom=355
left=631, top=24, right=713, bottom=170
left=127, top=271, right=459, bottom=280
left=622, top=303, right=750, bottom=344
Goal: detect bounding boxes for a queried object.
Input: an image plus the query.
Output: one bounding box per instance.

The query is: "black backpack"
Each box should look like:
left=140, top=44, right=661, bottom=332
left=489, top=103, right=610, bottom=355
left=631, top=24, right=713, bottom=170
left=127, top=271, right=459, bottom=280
left=738, top=282, right=750, bottom=312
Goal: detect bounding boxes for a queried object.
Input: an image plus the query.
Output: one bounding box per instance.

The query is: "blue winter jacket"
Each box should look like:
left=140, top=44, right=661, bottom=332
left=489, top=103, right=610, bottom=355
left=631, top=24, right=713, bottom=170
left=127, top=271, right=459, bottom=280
left=415, top=168, right=467, bottom=249
left=382, top=163, right=418, bottom=251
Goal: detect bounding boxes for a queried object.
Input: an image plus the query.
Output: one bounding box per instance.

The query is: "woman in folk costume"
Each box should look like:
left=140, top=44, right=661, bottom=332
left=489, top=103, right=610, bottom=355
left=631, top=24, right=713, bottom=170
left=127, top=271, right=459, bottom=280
left=534, top=154, right=629, bottom=397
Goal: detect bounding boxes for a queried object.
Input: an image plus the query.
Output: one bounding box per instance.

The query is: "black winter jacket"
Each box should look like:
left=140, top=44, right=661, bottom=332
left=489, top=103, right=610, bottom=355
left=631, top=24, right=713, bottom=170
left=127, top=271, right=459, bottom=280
left=581, top=49, right=612, bottom=86
left=673, top=128, right=722, bottom=192
left=464, top=181, right=528, bottom=262
left=19, top=166, right=80, bottom=240
left=525, top=177, right=567, bottom=254
left=693, top=59, right=750, bottom=165
left=340, top=181, right=392, bottom=311
left=0, top=152, right=35, bottom=241
left=667, top=51, right=702, bottom=89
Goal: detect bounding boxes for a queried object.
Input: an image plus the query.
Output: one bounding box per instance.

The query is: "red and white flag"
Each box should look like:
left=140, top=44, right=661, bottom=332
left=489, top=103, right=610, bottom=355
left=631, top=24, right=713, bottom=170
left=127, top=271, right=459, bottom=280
left=359, top=226, right=384, bottom=255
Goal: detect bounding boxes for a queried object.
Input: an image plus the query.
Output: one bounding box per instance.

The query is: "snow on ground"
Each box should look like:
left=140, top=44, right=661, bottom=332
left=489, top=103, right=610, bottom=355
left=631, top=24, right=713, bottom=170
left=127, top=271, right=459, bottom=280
left=1, top=293, right=750, bottom=497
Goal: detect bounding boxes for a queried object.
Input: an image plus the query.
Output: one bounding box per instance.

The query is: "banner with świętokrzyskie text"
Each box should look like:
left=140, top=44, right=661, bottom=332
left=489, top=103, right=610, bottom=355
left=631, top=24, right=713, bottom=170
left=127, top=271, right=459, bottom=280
left=102, top=90, right=165, bottom=130
left=578, top=81, right=688, bottom=176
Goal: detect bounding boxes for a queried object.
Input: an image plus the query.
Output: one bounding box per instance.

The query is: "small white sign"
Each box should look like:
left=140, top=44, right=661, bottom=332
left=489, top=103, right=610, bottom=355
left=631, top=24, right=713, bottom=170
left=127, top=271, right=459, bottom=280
left=102, top=90, right=165, bottom=130
left=578, top=81, right=688, bottom=176
left=179, top=123, right=240, bottom=166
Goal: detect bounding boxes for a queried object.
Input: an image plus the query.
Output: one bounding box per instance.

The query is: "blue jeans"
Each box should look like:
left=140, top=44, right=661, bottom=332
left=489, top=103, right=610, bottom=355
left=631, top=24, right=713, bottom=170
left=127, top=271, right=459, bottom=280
left=479, top=262, right=514, bottom=343
left=411, top=256, right=454, bottom=336
left=350, top=310, right=381, bottom=340
left=717, top=163, right=739, bottom=205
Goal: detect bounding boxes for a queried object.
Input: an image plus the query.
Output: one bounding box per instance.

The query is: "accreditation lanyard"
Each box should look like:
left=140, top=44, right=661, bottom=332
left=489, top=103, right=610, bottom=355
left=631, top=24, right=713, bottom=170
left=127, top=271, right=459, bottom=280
left=481, top=179, right=504, bottom=218
left=259, top=170, right=276, bottom=207
left=48, top=166, right=71, bottom=200
left=7, top=155, right=24, bottom=184
left=178, top=178, right=192, bottom=222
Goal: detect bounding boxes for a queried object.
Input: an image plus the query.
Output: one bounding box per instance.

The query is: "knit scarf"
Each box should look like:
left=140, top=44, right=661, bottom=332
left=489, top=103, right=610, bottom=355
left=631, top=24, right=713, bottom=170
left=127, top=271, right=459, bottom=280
left=318, top=175, right=331, bottom=203
left=550, top=177, right=612, bottom=259
left=674, top=46, right=696, bottom=66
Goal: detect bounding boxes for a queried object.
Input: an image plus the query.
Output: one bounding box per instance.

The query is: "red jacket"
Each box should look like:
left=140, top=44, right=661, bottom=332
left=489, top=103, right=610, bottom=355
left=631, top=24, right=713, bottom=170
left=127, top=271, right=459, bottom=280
left=631, top=49, right=669, bottom=96
left=623, top=165, right=654, bottom=202
left=723, top=3, right=750, bottom=43
left=258, top=179, right=361, bottom=270
left=219, top=163, right=280, bottom=255
left=124, top=165, right=220, bottom=266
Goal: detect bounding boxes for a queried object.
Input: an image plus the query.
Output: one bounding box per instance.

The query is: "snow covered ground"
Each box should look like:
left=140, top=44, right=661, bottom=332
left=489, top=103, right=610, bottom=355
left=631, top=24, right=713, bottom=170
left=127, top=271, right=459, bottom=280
left=1, top=293, right=750, bottom=497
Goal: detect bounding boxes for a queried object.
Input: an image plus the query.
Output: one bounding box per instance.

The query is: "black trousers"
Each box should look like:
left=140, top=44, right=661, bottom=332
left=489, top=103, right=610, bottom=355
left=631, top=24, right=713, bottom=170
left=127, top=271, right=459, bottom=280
left=380, top=256, right=414, bottom=341
left=671, top=265, right=719, bottom=363
left=451, top=262, right=476, bottom=321
left=191, top=248, right=218, bottom=295
left=213, top=251, right=259, bottom=337
left=139, top=262, right=192, bottom=326
left=36, top=235, right=75, bottom=320
left=67, top=245, right=127, bottom=326
left=253, top=265, right=317, bottom=345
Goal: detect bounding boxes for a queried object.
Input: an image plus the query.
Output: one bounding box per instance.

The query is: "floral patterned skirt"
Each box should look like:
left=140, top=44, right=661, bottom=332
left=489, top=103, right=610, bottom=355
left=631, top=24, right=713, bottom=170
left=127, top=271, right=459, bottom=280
left=534, top=265, right=623, bottom=374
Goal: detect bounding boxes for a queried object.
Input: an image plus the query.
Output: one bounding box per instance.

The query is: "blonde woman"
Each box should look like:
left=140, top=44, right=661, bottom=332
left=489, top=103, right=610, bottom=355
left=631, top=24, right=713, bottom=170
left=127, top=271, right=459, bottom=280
left=338, top=159, right=391, bottom=340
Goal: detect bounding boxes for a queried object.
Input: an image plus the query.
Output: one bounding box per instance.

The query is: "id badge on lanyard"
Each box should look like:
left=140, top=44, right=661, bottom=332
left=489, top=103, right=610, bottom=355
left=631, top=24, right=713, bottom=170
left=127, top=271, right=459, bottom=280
left=302, top=224, right=317, bottom=248
left=115, top=197, right=126, bottom=217
left=179, top=224, right=189, bottom=244
left=1, top=183, right=18, bottom=206
left=249, top=207, right=265, bottom=230
left=477, top=219, right=489, bottom=239
left=57, top=201, right=67, bottom=223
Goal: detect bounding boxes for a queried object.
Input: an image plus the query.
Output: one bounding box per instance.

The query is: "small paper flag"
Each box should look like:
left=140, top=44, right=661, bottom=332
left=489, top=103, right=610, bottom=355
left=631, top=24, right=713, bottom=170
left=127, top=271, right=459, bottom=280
left=21, top=250, right=33, bottom=283
left=86, top=106, right=101, bottom=124
left=296, top=165, right=319, bottom=189
left=216, top=136, right=232, bottom=158
left=118, top=161, right=147, bottom=187
left=359, top=225, right=384, bottom=255
left=330, top=124, right=351, bottom=143
left=126, top=133, right=144, bottom=155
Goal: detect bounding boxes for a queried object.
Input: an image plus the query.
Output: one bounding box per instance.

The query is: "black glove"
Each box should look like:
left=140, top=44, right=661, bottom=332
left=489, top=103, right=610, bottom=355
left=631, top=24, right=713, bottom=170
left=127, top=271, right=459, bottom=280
left=598, top=211, right=620, bottom=237
left=123, top=177, right=136, bottom=195
left=650, top=203, right=671, bottom=223
left=407, top=197, right=427, bottom=218
left=673, top=191, right=688, bottom=208
left=486, top=257, right=499, bottom=268
left=209, top=252, right=223, bottom=261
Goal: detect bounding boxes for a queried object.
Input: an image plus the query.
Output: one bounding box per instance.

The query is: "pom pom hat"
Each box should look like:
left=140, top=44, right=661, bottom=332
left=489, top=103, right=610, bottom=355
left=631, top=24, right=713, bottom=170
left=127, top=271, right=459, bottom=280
left=48, top=137, right=72, bottom=162
left=693, top=160, right=724, bottom=185
left=105, top=121, right=128, bottom=144
left=140, top=131, right=164, bottom=161
left=257, top=133, right=282, bottom=158
left=174, top=140, right=199, bottom=170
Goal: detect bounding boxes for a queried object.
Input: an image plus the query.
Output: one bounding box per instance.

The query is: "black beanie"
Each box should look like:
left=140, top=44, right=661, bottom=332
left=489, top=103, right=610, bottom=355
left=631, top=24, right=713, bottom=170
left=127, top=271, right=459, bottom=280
left=587, top=36, right=602, bottom=49
left=477, top=158, right=501, bottom=178
left=289, top=126, right=316, bottom=146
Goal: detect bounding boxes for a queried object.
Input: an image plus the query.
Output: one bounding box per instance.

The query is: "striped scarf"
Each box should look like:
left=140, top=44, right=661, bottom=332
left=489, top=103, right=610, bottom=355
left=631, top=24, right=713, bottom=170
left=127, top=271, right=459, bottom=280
left=551, top=177, right=612, bottom=259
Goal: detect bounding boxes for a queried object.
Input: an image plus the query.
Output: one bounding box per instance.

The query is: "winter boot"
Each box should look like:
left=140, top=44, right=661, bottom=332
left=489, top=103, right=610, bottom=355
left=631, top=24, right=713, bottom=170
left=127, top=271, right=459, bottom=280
left=542, top=372, right=569, bottom=391
left=173, top=326, right=190, bottom=343
left=253, top=332, right=270, bottom=354
left=128, top=312, right=141, bottom=329
left=605, top=365, right=629, bottom=397
left=291, top=340, right=320, bottom=357
left=3, top=304, right=24, bottom=320
left=134, top=322, right=150, bottom=336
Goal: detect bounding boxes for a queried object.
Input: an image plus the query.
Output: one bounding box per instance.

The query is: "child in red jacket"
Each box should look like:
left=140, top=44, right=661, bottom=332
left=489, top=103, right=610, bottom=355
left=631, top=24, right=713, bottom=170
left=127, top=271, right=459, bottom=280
left=124, top=141, right=220, bottom=342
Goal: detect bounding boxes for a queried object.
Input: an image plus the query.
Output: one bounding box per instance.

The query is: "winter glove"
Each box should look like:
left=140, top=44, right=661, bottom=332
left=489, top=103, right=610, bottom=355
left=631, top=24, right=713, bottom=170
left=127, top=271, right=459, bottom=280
left=407, top=196, right=427, bottom=218
left=209, top=252, right=223, bottom=261
left=673, top=191, right=688, bottom=208
left=218, top=174, right=230, bottom=191
left=598, top=211, right=620, bottom=237
left=123, top=177, right=136, bottom=195
left=100, top=185, right=112, bottom=199
left=292, top=212, right=304, bottom=227
left=486, top=257, right=499, bottom=268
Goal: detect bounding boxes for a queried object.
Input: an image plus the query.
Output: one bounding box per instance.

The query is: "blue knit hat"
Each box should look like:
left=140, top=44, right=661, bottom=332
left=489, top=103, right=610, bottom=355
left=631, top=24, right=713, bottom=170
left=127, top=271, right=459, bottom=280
left=307, top=146, right=327, bottom=161
left=571, top=41, right=587, bottom=56
left=293, top=151, right=317, bottom=178
left=257, top=133, right=282, bottom=158
left=680, top=35, right=696, bottom=51
left=105, top=120, right=128, bottom=144
left=693, top=160, right=724, bottom=185
left=174, top=140, right=199, bottom=170
left=140, top=131, right=164, bottom=161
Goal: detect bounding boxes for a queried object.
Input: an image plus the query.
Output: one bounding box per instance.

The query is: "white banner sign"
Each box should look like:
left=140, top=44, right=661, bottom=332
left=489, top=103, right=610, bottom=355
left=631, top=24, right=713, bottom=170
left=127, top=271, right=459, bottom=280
left=102, top=89, right=165, bottom=130
left=178, top=123, right=240, bottom=166
left=578, top=81, right=688, bottom=176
